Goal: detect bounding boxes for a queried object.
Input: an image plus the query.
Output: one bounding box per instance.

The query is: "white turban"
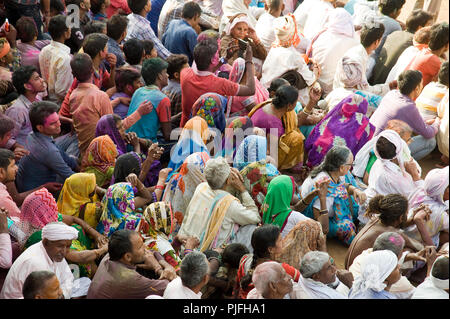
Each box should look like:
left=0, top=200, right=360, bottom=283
left=326, top=8, right=355, bottom=38
left=352, top=250, right=398, bottom=294
left=336, top=56, right=364, bottom=88
left=42, top=222, right=79, bottom=241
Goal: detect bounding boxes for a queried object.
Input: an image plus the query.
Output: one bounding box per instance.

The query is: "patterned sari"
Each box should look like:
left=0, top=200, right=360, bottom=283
left=222, top=116, right=254, bottom=161
left=191, top=93, right=227, bottom=133
left=96, top=182, right=143, bottom=237
left=82, top=135, right=118, bottom=188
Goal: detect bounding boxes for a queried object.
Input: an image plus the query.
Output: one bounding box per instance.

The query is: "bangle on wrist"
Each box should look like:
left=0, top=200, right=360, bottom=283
left=302, top=109, right=313, bottom=115
left=301, top=198, right=309, bottom=206
left=245, top=60, right=253, bottom=64
left=319, top=209, right=328, bottom=216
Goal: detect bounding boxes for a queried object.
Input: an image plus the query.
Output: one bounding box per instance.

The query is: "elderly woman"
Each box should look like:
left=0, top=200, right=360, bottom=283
left=301, top=145, right=366, bottom=245
left=405, top=167, right=449, bottom=247
left=177, top=157, right=260, bottom=252
left=219, top=0, right=264, bottom=34
left=294, top=251, right=350, bottom=299
left=247, top=261, right=294, bottom=299
left=260, top=14, right=319, bottom=90
left=304, top=94, right=375, bottom=168
left=349, top=250, right=402, bottom=299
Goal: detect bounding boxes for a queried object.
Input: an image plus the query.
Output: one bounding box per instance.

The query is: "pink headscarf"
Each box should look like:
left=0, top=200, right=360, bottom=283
left=21, top=188, right=59, bottom=230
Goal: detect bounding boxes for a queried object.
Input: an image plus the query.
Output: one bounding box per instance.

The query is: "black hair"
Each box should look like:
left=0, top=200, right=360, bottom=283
left=83, top=21, right=107, bottom=36
left=127, top=0, right=148, bottom=14
left=82, top=33, right=109, bottom=59
left=379, top=0, right=405, bottom=17
left=115, top=67, right=141, bottom=92
left=65, top=0, right=84, bottom=6
left=366, top=194, right=408, bottom=226
left=0, top=114, right=15, bottom=139
left=142, top=39, right=155, bottom=56
left=107, top=14, right=129, bottom=41
left=375, top=136, right=397, bottom=159
left=268, top=78, right=290, bottom=95
left=166, top=54, right=189, bottom=80
left=240, top=224, right=280, bottom=291
left=12, top=65, right=38, bottom=95
left=193, top=39, right=218, bottom=71
left=0, top=148, right=14, bottom=170
left=50, top=0, right=65, bottom=14
left=272, top=85, right=298, bottom=109
left=267, top=0, right=283, bottom=10
left=432, top=256, right=449, bottom=280
left=182, top=1, right=202, bottom=20
left=16, top=16, right=38, bottom=43
left=48, top=15, right=69, bottom=40
left=141, top=57, right=168, bottom=86
left=29, top=101, right=59, bottom=132
left=70, top=53, right=94, bottom=82
left=22, top=271, right=57, bottom=299
left=428, top=22, right=449, bottom=51
left=398, top=69, right=422, bottom=95
left=123, top=38, right=144, bottom=65
left=221, top=243, right=249, bottom=269
left=360, top=24, right=385, bottom=48
left=108, top=229, right=136, bottom=261
left=310, top=145, right=351, bottom=178
left=405, top=10, right=433, bottom=33
left=438, top=61, right=449, bottom=87
left=90, top=0, right=107, bottom=14
left=280, top=69, right=307, bottom=90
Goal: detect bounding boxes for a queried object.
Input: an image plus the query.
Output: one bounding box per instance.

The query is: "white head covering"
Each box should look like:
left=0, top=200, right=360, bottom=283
left=325, top=8, right=355, bottom=38
left=374, top=130, right=407, bottom=175
left=42, top=222, right=79, bottom=241
left=224, top=14, right=253, bottom=36
left=352, top=250, right=398, bottom=294
left=424, top=167, right=449, bottom=204
left=221, top=0, right=257, bottom=33
left=336, top=56, right=364, bottom=88
left=430, top=256, right=449, bottom=290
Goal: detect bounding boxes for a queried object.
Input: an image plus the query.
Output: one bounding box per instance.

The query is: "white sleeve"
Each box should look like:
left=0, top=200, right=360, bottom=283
left=228, top=191, right=261, bottom=226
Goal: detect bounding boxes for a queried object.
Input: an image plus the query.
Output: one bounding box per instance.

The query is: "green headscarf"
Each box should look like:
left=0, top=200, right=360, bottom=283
left=261, top=175, right=295, bottom=230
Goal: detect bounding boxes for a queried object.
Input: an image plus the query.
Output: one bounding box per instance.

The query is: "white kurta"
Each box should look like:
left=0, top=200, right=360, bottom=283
left=293, top=0, right=317, bottom=31
left=0, top=241, right=74, bottom=299
left=437, top=90, right=449, bottom=157
left=385, top=45, right=421, bottom=83
left=255, top=12, right=277, bottom=53
left=301, top=0, right=334, bottom=39
left=412, top=277, right=449, bottom=299
left=163, top=277, right=202, bottom=299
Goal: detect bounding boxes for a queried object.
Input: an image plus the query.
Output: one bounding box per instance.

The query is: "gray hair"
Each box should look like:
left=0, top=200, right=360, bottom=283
left=310, top=145, right=351, bottom=178
left=180, top=251, right=209, bottom=289
left=252, top=261, right=284, bottom=295
left=373, top=232, right=405, bottom=257
left=204, top=156, right=231, bottom=189
left=299, top=251, right=330, bottom=278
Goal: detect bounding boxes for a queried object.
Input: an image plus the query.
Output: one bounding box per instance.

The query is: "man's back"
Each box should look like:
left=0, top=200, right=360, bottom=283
left=162, top=19, right=197, bottom=65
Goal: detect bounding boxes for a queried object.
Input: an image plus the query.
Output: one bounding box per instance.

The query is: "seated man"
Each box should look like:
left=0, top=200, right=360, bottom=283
left=15, top=102, right=78, bottom=193
left=413, top=255, right=449, bottom=299
left=348, top=232, right=417, bottom=299
left=123, top=38, right=145, bottom=72
left=126, top=58, right=172, bottom=145
left=162, top=1, right=201, bottom=65
left=0, top=114, right=29, bottom=161
left=247, top=261, right=293, bottom=299
left=0, top=222, right=87, bottom=299
left=0, top=149, right=21, bottom=221
left=22, top=270, right=64, bottom=299
left=106, top=14, right=129, bottom=69
left=6, top=65, right=46, bottom=148
left=293, top=251, right=352, bottom=299
left=370, top=70, right=441, bottom=160
left=163, top=251, right=209, bottom=299
left=112, top=67, right=143, bottom=119
left=87, top=229, right=174, bottom=299
left=178, top=157, right=261, bottom=252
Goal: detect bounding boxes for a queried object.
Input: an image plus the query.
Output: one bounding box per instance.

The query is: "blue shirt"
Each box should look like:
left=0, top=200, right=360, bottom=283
left=107, top=37, right=126, bottom=69
left=162, top=19, right=197, bottom=65
left=349, top=288, right=397, bottom=299
left=147, top=0, right=167, bottom=36
left=16, top=132, right=77, bottom=192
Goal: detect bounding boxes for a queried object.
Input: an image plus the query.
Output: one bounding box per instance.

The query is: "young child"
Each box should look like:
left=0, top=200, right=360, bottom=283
left=91, top=0, right=111, bottom=21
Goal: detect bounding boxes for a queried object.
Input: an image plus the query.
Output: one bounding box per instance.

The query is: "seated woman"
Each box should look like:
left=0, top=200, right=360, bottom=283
left=81, top=135, right=118, bottom=188
left=349, top=250, right=401, bottom=299
left=220, top=13, right=267, bottom=74
left=345, top=194, right=426, bottom=270
left=19, top=188, right=109, bottom=278
left=235, top=224, right=300, bottom=299
left=260, top=14, right=319, bottom=92
left=226, top=58, right=269, bottom=117
left=167, top=116, right=211, bottom=180
left=261, top=175, right=327, bottom=268
left=163, top=152, right=210, bottom=227
left=304, top=94, right=375, bottom=168
left=301, top=145, right=366, bottom=246
left=233, top=135, right=278, bottom=172
left=404, top=167, right=449, bottom=248
left=191, top=93, right=227, bottom=133
left=222, top=116, right=261, bottom=162
left=57, top=173, right=106, bottom=228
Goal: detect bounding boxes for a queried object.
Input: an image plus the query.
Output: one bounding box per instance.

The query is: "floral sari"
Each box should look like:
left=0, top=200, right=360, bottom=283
left=191, top=93, right=227, bottom=133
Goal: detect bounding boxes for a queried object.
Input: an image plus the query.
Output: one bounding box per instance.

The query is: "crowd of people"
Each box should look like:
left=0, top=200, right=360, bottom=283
left=0, top=0, right=448, bottom=300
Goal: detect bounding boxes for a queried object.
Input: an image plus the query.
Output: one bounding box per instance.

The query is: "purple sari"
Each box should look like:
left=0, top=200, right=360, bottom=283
left=305, top=94, right=375, bottom=167
left=95, top=114, right=128, bottom=155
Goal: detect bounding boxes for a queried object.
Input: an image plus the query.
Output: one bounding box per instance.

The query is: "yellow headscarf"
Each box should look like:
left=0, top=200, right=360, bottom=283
left=183, top=116, right=211, bottom=144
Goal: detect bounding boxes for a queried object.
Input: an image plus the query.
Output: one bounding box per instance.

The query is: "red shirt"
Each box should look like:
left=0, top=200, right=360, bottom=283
left=406, top=48, right=442, bottom=87
left=180, top=67, right=239, bottom=127
left=106, top=0, right=131, bottom=18
left=156, top=97, right=171, bottom=123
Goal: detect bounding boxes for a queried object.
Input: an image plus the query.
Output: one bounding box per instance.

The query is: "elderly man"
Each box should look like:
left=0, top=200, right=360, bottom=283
left=247, top=261, right=294, bottom=299
left=293, top=251, right=352, bottom=299
left=0, top=222, right=88, bottom=299
left=87, top=229, right=174, bottom=299
left=177, top=156, right=261, bottom=252
left=348, top=232, right=418, bottom=299
left=163, top=251, right=209, bottom=299
left=22, top=271, right=64, bottom=299
left=413, top=255, right=449, bottom=299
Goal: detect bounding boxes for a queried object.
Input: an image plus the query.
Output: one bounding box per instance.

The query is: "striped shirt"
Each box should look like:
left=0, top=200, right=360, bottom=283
left=415, top=82, right=447, bottom=120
